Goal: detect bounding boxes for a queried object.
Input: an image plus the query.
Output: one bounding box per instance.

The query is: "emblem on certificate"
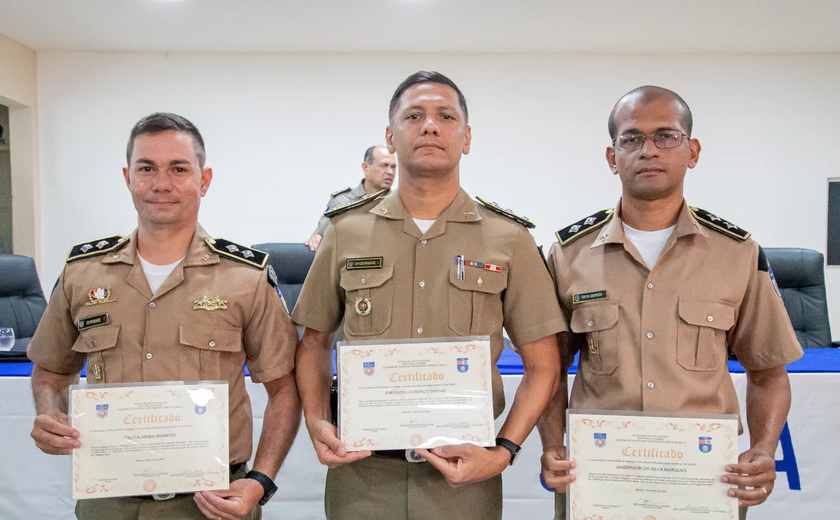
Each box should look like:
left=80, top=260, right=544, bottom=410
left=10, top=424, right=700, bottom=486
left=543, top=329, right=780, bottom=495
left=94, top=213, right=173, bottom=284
left=354, top=297, right=371, bottom=316
left=193, top=296, right=228, bottom=311
left=337, top=337, right=495, bottom=451
left=567, top=410, right=739, bottom=520
left=86, top=287, right=116, bottom=306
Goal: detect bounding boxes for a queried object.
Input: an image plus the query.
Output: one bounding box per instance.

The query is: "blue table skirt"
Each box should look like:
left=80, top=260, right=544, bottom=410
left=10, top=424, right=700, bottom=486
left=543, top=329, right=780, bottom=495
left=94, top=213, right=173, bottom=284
left=3, top=347, right=838, bottom=377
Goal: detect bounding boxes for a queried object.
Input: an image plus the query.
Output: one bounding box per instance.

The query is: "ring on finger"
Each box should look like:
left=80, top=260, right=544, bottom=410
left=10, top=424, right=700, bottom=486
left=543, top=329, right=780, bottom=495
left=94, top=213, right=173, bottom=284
left=760, top=486, right=768, bottom=498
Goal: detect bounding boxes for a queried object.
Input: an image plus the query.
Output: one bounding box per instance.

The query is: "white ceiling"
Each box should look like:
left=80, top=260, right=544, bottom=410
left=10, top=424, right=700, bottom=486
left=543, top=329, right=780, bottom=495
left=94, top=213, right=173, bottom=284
left=1, top=0, right=839, bottom=54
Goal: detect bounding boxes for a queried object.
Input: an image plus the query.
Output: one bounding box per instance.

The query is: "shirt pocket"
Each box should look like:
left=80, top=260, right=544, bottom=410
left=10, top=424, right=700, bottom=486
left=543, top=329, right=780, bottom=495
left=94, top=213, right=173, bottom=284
left=447, top=264, right=508, bottom=336
left=179, top=323, right=243, bottom=381
left=570, top=301, right=620, bottom=375
left=71, top=325, right=121, bottom=383
left=676, top=299, right=735, bottom=372
left=339, top=265, right=394, bottom=336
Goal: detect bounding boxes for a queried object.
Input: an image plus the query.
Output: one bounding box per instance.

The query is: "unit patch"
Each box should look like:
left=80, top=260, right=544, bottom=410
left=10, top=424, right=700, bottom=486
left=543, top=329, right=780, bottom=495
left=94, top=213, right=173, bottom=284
left=556, top=209, right=614, bottom=246
left=78, top=313, right=109, bottom=331
left=346, top=257, right=383, bottom=270
left=573, top=291, right=608, bottom=304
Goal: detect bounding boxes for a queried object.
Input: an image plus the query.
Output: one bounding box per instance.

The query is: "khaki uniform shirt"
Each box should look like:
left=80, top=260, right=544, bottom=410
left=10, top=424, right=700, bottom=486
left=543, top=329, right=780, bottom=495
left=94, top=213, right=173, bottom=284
left=312, top=181, right=371, bottom=237
left=28, top=225, right=298, bottom=464
left=548, top=201, right=803, bottom=426
left=293, top=188, right=567, bottom=417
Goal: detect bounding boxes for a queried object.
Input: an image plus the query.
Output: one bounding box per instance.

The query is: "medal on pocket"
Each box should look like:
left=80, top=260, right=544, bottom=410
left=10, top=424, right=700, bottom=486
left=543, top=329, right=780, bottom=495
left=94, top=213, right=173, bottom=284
left=354, top=297, right=371, bottom=316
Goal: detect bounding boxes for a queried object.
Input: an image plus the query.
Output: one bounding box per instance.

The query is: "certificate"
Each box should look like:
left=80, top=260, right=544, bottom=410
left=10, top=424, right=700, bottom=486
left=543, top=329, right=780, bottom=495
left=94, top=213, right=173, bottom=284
left=338, top=337, right=495, bottom=451
left=567, top=410, right=739, bottom=520
left=70, top=382, right=229, bottom=499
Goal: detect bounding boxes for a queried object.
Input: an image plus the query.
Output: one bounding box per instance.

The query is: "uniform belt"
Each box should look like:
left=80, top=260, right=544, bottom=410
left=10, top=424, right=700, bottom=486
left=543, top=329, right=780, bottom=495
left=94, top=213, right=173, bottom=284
left=144, top=462, right=248, bottom=500
left=373, top=449, right=426, bottom=463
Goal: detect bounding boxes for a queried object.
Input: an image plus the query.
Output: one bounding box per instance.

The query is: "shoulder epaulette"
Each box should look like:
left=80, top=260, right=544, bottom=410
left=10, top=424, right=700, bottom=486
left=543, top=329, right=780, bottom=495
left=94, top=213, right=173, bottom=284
left=689, top=207, right=750, bottom=241
left=324, top=189, right=387, bottom=218
left=66, top=236, right=129, bottom=262
left=331, top=186, right=352, bottom=197
left=205, top=238, right=269, bottom=268
left=475, top=197, right=535, bottom=229
left=555, top=209, right=614, bottom=246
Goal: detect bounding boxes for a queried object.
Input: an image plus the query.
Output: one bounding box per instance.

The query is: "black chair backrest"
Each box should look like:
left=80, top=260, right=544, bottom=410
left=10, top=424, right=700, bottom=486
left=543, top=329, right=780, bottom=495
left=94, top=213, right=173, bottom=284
left=251, top=243, right=316, bottom=313
left=764, top=248, right=831, bottom=348
left=0, top=254, right=48, bottom=357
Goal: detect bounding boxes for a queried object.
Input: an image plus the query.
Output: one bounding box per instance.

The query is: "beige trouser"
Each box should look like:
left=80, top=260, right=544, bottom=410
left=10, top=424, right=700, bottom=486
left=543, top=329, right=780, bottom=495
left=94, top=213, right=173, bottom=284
left=554, top=493, right=748, bottom=519
left=75, top=464, right=260, bottom=520
left=325, top=454, right=502, bottom=520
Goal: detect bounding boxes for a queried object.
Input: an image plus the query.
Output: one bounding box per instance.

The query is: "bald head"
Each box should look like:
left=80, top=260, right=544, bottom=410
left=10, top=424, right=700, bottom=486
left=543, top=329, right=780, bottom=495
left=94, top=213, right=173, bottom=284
left=608, top=86, right=693, bottom=140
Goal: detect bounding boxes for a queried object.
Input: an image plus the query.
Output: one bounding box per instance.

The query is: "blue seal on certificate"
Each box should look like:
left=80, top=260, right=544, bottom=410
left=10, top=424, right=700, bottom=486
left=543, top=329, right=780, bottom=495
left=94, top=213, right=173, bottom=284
left=457, top=358, right=469, bottom=373
left=364, top=362, right=375, bottom=376
left=96, top=404, right=109, bottom=419
left=594, top=433, right=606, bottom=448
left=699, top=436, right=712, bottom=453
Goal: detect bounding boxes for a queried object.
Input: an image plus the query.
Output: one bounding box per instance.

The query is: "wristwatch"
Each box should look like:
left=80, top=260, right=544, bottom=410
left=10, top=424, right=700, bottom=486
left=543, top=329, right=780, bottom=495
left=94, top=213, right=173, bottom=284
left=245, top=470, right=278, bottom=505
left=495, top=437, right=522, bottom=466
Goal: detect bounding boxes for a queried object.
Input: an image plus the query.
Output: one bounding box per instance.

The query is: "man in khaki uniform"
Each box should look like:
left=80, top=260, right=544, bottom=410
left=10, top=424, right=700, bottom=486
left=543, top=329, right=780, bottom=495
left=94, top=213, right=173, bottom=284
left=305, top=145, right=396, bottom=252
left=28, top=113, right=301, bottom=520
left=539, top=86, right=803, bottom=520
left=293, top=71, right=566, bottom=520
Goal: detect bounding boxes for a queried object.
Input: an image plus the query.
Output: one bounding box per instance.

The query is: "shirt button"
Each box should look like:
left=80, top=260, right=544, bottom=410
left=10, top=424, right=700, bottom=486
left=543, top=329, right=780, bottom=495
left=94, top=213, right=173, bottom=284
left=421, top=240, right=428, bottom=245
left=646, top=332, right=654, bottom=339
left=587, top=321, right=594, bottom=327
left=419, top=281, right=425, bottom=288
left=417, top=327, right=423, bottom=334
left=647, top=381, right=655, bottom=389
left=707, top=316, right=714, bottom=322
left=477, top=278, right=483, bottom=285
left=145, top=353, right=153, bottom=359
left=647, top=283, right=654, bottom=290
left=112, top=254, right=119, bottom=259
left=149, top=302, right=156, bottom=308
left=360, top=278, right=366, bottom=285
left=209, top=341, right=216, bottom=347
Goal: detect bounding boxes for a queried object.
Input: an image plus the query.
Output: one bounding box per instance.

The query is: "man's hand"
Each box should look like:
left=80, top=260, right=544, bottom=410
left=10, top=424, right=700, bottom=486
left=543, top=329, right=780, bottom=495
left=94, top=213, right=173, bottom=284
left=541, top=446, right=576, bottom=492
left=307, top=418, right=371, bottom=468
left=304, top=234, right=323, bottom=252
left=416, top=444, right=509, bottom=487
left=722, top=448, right=776, bottom=507
left=194, top=478, right=264, bottom=520
left=30, top=411, right=80, bottom=455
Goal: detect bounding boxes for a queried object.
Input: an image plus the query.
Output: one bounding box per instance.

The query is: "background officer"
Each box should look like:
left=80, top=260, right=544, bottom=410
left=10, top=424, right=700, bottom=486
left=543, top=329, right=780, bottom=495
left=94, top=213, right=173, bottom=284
left=539, top=86, right=803, bottom=520
left=28, top=112, right=301, bottom=520
left=305, top=144, right=396, bottom=251
left=293, top=71, right=567, bottom=520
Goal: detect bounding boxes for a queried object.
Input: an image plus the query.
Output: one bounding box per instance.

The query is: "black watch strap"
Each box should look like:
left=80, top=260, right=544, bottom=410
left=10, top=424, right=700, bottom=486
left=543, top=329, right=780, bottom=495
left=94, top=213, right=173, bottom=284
left=495, top=437, right=521, bottom=466
left=245, top=470, right=278, bottom=506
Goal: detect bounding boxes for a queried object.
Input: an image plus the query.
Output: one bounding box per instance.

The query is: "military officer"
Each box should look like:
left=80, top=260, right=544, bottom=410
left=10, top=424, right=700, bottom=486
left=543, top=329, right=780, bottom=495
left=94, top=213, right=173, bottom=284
left=28, top=112, right=301, bottom=520
left=305, top=145, right=396, bottom=251
left=538, top=86, right=803, bottom=520
left=293, top=71, right=567, bottom=520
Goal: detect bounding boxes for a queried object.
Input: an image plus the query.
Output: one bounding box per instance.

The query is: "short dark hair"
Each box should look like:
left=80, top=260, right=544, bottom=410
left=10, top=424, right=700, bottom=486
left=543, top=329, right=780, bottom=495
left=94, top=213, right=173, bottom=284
left=608, top=86, right=693, bottom=140
left=126, top=112, right=207, bottom=169
left=388, top=71, right=469, bottom=124
left=364, top=145, right=378, bottom=165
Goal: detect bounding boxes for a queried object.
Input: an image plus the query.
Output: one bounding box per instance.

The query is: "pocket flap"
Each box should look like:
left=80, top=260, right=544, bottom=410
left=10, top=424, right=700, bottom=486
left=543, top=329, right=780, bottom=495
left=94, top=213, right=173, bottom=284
left=448, top=264, right=508, bottom=294
left=570, top=301, right=619, bottom=333
left=180, top=323, right=242, bottom=352
left=340, top=265, right=394, bottom=291
left=678, top=299, right=735, bottom=331
left=72, top=325, right=121, bottom=353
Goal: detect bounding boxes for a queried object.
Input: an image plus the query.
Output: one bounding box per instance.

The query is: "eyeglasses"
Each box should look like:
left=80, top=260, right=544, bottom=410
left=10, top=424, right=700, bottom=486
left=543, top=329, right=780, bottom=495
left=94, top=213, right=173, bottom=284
left=612, top=130, right=687, bottom=152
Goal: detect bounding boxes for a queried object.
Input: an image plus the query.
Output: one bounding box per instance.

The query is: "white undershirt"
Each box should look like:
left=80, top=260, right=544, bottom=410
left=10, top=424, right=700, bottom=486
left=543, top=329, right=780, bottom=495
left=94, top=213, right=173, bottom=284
left=138, top=253, right=184, bottom=295
left=622, top=223, right=675, bottom=269
left=413, top=218, right=436, bottom=235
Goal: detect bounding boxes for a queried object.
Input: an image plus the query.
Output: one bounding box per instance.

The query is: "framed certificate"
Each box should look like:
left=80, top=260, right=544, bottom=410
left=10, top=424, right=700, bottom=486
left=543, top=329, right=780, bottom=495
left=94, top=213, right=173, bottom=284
left=337, top=337, right=495, bottom=451
left=567, top=410, right=739, bottom=520
left=70, top=381, right=229, bottom=499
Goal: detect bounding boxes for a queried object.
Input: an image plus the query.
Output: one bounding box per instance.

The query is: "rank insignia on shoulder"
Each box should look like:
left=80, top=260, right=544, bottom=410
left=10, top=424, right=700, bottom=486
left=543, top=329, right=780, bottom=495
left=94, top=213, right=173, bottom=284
left=331, top=186, right=352, bottom=197
left=475, top=197, right=535, bottom=228
left=205, top=238, right=269, bottom=268
left=556, top=209, right=614, bottom=246
left=66, top=236, right=129, bottom=262
left=324, top=189, right=387, bottom=218
left=689, top=207, right=750, bottom=241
